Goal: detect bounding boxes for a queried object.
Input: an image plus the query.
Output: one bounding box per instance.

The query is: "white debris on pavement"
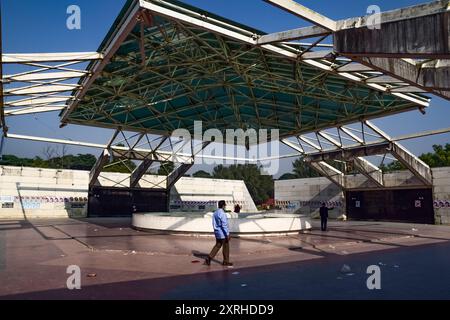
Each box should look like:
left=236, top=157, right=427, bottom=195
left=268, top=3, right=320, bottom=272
left=341, top=264, right=351, bottom=273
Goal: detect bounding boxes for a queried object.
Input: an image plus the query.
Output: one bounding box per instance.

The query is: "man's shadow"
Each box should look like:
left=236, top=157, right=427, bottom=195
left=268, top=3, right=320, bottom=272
left=192, top=250, right=221, bottom=265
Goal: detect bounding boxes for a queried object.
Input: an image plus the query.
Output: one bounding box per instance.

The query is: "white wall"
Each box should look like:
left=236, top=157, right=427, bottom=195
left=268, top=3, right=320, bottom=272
left=170, top=176, right=257, bottom=212
left=0, top=166, right=256, bottom=219
left=275, top=177, right=344, bottom=218
left=432, top=167, right=450, bottom=224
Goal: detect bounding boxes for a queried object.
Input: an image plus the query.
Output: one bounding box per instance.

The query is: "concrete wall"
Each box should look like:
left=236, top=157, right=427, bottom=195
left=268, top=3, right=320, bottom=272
left=0, top=166, right=256, bottom=219
left=345, top=170, right=424, bottom=189
left=275, top=177, right=345, bottom=218
left=275, top=167, right=450, bottom=225
left=432, top=167, right=450, bottom=225
left=170, top=177, right=257, bottom=212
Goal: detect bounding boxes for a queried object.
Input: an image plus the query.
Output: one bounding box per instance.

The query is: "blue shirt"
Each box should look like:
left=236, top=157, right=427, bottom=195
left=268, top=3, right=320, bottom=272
left=212, top=208, right=229, bottom=239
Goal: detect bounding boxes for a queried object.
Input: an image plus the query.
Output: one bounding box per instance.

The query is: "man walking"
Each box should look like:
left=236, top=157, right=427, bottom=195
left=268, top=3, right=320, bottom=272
left=205, top=200, right=233, bottom=266
left=320, top=202, right=333, bottom=231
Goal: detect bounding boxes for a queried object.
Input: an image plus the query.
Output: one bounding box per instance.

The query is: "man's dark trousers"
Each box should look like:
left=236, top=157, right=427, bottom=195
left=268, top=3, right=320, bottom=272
left=209, top=238, right=230, bottom=263
left=321, top=217, right=327, bottom=231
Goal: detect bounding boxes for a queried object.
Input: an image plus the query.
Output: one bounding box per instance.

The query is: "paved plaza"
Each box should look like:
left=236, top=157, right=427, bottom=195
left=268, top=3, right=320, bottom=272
left=1, top=218, right=450, bottom=299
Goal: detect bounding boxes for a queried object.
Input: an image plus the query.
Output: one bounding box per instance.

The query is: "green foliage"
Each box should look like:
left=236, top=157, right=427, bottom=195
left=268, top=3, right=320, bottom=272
left=292, top=158, right=321, bottom=178
left=419, top=144, right=450, bottom=168
left=0, top=153, right=97, bottom=171
left=212, top=164, right=273, bottom=205
left=379, top=161, right=405, bottom=173
left=193, top=170, right=212, bottom=178
left=371, top=144, right=450, bottom=173
left=99, top=143, right=136, bottom=173
left=0, top=154, right=37, bottom=167
left=103, top=159, right=137, bottom=173
left=278, top=173, right=298, bottom=180
left=157, top=162, right=175, bottom=175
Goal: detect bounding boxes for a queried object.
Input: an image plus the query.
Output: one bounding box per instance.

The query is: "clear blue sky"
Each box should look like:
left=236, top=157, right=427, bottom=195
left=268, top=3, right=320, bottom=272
left=2, top=0, right=449, bottom=176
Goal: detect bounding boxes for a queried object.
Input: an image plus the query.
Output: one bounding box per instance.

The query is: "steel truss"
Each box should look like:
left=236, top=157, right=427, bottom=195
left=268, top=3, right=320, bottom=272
left=1, top=52, right=103, bottom=121
left=281, top=120, right=437, bottom=190
left=88, top=129, right=210, bottom=190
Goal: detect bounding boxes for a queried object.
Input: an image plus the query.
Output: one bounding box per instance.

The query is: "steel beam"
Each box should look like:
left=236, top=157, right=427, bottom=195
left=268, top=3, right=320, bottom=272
left=166, top=141, right=211, bottom=189
left=318, top=130, right=384, bottom=187
left=88, top=130, right=120, bottom=187
left=5, top=97, right=72, bottom=107
left=353, top=157, right=384, bottom=187
left=393, top=126, right=450, bottom=142
left=4, top=84, right=79, bottom=95
left=309, top=161, right=346, bottom=189
left=4, top=106, right=65, bottom=116
left=0, top=133, right=5, bottom=158
left=281, top=138, right=305, bottom=154
left=303, top=142, right=391, bottom=162
left=166, top=163, right=193, bottom=189
left=263, top=0, right=337, bottom=31
left=317, top=131, right=342, bottom=148
left=339, top=126, right=364, bottom=144
left=390, top=143, right=433, bottom=186
left=5, top=133, right=254, bottom=163
left=2, top=52, right=102, bottom=63
left=3, top=71, right=87, bottom=82
left=257, top=25, right=330, bottom=45
left=130, top=137, right=168, bottom=187
left=130, top=159, right=155, bottom=188
left=89, top=149, right=111, bottom=187
left=356, top=57, right=450, bottom=100
left=364, top=120, right=433, bottom=186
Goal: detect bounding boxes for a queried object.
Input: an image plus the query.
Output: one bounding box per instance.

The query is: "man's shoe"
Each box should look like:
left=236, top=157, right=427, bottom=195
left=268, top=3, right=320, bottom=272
left=204, top=257, right=211, bottom=266
left=222, top=262, right=234, bottom=267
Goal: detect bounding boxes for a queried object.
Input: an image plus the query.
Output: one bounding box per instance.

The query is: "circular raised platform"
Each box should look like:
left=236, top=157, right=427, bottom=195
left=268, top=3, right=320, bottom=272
left=132, top=212, right=312, bottom=236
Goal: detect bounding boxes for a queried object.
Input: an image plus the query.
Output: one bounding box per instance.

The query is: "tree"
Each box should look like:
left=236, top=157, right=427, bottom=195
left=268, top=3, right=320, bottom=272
left=419, top=144, right=450, bottom=167
left=0, top=153, right=97, bottom=171
left=379, top=161, right=405, bottom=173
left=212, top=164, right=273, bottom=205
left=278, top=173, right=298, bottom=180
left=0, top=154, right=35, bottom=167
left=0, top=151, right=135, bottom=173
left=374, top=144, right=450, bottom=173
left=103, top=159, right=137, bottom=174
left=101, top=143, right=137, bottom=173
left=69, top=154, right=97, bottom=170
left=157, top=162, right=175, bottom=175
left=292, top=158, right=321, bottom=178
left=42, top=145, right=56, bottom=161
left=193, top=170, right=212, bottom=178
left=56, top=145, right=69, bottom=169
